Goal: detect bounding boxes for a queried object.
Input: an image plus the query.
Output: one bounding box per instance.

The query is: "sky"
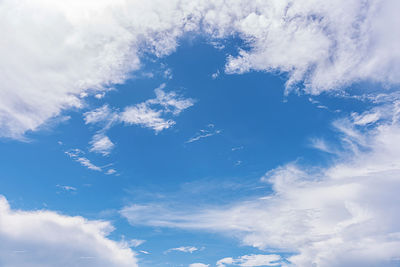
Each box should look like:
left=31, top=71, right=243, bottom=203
left=1, top=0, right=400, bottom=266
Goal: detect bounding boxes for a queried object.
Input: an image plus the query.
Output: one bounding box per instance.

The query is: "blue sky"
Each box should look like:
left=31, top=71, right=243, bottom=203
left=1, top=1, right=400, bottom=267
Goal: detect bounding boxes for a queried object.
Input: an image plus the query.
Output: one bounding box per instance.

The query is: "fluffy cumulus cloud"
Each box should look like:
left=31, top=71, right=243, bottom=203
left=82, top=84, right=193, bottom=156
left=221, top=0, right=400, bottom=93
left=83, top=85, right=193, bottom=134
left=216, top=254, right=282, bottom=267
left=1, top=0, right=400, bottom=139
left=121, top=104, right=400, bottom=266
left=0, top=195, right=137, bottom=267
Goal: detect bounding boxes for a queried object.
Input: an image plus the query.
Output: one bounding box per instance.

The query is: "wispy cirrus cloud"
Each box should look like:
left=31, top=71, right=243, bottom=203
left=65, top=149, right=102, bottom=172
left=186, top=124, right=221, bottom=144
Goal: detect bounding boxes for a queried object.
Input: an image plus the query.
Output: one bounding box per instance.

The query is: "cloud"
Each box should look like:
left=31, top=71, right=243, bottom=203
left=0, top=195, right=137, bottom=267
left=309, top=138, right=336, bottom=154
left=84, top=85, right=193, bottom=152
left=106, top=169, right=117, bottom=175
left=216, top=254, right=282, bottom=267
left=127, top=239, right=145, bottom=248
left=120, top=84, right=194, bottom=132
left=148, top=84, right=195, bottom=115
left=82, top=84, right=194, bottom=159
left=351, top=111, right=381, bottom=126
left=65, top=149, right=102, bottom=171
left=84, top=105, right=118, bottom=127
left=0, top=0, right=198, bottom=139
left=121, top=104, right=400, bottom=266
left=56, top=185, right=77, bottom=192
left=189, top=263, right=209, bottom=267
left=220, top=0, right=400, bottom=93
left=186, top=125, right=221, bottom=143
left=89, top=134, right=115, bottom=156
left=121, top=103, right=175, bottom=132
left=165, top=246, right=199, bottom=254
left=2, top=0, right=400, bottom=139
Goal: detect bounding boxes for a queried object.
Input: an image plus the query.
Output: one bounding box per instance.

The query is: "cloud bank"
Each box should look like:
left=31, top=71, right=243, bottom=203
left=1, top=0, right=400, bottom=138
left=0, top=195, right=137, bottom=267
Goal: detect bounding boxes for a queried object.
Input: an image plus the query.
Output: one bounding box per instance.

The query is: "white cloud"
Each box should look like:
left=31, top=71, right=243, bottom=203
left=121, top=103, right=175, bottom=132
left=127, top=239, right=145, bottom=248
left=309, top=138, right=336, bottom=154
left=211, top=70, right=220, bottom=79
left=351, top=111, right=381, bottom=126
left=106, top=169, right=117, bottom=175
left=0, top=0, right=198, bottom=139
left=217, top=254, right=282, bottom=267
left=75, top=157, right=102, bottom=172
left=89, top=134, right=115, bottom=156
left=219, top=0, right=400, bottom=93
left=149, top=84, right=195, bottom=115
left=120, top=84, right=194, bottom=132
left=83, top=85, right=193, bottom=155
left=189, top=263, right=209, bottom=267
left=121, top=105, right=400, bottom=266
left=165, top=246, right=198, bottom=254
left=65, top=149, right=102, bottom=171
left=84, top=85, right=193, bottom=136
left=2, top=0, right=400, bottom=139
left=84, top=105, right=118, bottom=127
left=56, top=185, right=77, bottom=192
left=186, top=125, right=221, bottom=143
left=0, top=195, right=137, bottom=267
left=95, top=93, right=106, bottom=99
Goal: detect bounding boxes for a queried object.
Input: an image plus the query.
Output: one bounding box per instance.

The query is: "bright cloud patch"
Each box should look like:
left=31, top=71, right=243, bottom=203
left=89, top=134, right=115, bottom=156
left=65, top=149, right=102, bottom=171
left=216, top=254, right=282, bottom=267
left=221, top=0, right=400, bottom=93
left=0, top=195, right=137, bottom=267
left=165, top=246, right=199, bottom=254
left=121, top=103, right=175, bottom=132
left=120, top=84, right=194, bottom=132
left=121, top=105, right=400, bottom=266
